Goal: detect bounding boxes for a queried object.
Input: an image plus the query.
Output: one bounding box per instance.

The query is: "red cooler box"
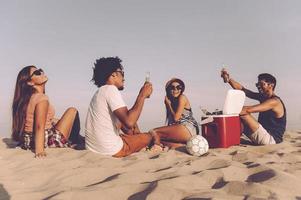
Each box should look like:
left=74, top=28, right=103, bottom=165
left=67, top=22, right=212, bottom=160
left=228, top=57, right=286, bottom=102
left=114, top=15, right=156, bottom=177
left=201, top=115, right=241, bottom=148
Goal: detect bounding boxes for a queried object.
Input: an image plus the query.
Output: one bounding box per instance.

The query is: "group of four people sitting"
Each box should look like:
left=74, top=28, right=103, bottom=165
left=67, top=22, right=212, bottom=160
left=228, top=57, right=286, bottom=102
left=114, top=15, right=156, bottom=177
left=11, top=57, right=286, bottom=158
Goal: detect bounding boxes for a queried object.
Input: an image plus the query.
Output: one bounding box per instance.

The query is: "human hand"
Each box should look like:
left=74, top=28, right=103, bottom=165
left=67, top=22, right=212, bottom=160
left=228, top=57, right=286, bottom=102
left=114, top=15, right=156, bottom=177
left=221, top=68, right=230, bottom=83
left=239, top=106, right=249, bottom=116
left=139, top=82, right=153, bottom=98
left=51, top=118, right=60, bottom=126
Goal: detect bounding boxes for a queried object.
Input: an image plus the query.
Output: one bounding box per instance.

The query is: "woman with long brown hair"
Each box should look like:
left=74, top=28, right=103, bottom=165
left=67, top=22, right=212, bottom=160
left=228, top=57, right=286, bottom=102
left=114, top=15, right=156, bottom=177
left=150, top=78, right=199, bottom=149
left=12, top=66, right=81, bottom=157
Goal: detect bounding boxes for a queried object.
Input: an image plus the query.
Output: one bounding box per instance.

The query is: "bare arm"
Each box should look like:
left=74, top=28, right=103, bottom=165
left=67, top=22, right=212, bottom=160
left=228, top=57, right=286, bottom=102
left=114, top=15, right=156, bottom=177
left=229, top=79, right=260, bottom=100
left=240, top=98, right=279, bottom=115
left=165, top=95, right=187, bottom=121
left=114, top=82, right=152, bottom=129
left=221, top=69, right=260, bottom=100
left=117, top=121, right=141, bottom=135
left=34, top=100, right=49, bottom=157
left=132, top=123, right=141, bottom=134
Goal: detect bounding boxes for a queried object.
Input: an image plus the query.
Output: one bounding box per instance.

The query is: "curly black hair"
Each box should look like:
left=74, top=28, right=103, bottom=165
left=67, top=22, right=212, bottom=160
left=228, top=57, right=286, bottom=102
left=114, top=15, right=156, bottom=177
left=92, top=57, right=123, bottom=87
left=258, top=73, right=277, bottom=90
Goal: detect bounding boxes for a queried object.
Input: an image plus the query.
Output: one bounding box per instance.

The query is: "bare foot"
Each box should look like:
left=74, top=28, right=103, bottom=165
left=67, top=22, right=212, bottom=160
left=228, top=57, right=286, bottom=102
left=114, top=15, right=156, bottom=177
left=139, top=147, right=148, bottom=152
left=149, top=144, right=169, bottom=153
left=149, top=129, right=161, bottom=145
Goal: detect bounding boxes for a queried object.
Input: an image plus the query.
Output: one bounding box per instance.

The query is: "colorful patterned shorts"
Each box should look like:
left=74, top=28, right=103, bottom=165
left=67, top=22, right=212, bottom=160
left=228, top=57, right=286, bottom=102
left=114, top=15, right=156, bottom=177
left=21, top=127, right=70, bottom=150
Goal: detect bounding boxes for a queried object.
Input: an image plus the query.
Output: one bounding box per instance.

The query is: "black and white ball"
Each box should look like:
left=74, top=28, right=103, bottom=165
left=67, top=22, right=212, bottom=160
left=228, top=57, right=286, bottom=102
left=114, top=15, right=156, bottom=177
left=186, top=135, right=209, bottom=156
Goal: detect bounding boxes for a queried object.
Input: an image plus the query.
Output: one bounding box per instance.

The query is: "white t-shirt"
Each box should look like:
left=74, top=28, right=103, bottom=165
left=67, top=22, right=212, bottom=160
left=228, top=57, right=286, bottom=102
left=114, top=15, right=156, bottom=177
left=85, top=85, right=126, bottom=155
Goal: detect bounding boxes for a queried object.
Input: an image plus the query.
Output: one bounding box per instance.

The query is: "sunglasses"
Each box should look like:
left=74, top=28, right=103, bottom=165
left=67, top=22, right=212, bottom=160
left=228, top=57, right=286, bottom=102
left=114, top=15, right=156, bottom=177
left=170, top=85, right=182, bottom=91
left=115, top=70, right=124, bottom=77
left=255, top=81, right=268, bottom=88
left=29, top=68, right=44, bottom=79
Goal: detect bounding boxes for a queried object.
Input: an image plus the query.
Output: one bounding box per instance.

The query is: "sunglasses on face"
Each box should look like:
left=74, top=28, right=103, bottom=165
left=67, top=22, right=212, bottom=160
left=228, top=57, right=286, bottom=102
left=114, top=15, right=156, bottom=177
left=29, top=68, right=44, bottom=79
left=170, top=85, right=182, bottom=91
left=115, top=70, right=124, bottom=77
left=255, top=81, right=268, bottom=88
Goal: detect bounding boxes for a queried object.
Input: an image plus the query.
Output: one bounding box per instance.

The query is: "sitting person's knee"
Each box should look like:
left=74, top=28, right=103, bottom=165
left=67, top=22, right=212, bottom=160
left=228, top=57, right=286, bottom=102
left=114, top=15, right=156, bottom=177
left=67, top=107, right=78, bottom=115
left=240, top=113, right=250, bottom=120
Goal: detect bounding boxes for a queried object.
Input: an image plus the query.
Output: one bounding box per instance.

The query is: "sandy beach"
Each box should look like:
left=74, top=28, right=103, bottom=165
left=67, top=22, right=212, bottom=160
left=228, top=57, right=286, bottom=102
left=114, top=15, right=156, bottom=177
left=0, top=130, right=300, bottom=200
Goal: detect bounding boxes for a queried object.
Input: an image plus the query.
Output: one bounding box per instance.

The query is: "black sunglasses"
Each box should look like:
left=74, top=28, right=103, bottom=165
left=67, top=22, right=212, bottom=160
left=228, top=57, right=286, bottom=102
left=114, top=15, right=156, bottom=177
left=255, top=81, right=268, bottom=88
left=170, top=85, right=182, bottom=90
left=115, top=70, right=124, bottom=77
left=29, top=68, right=44, bottom=79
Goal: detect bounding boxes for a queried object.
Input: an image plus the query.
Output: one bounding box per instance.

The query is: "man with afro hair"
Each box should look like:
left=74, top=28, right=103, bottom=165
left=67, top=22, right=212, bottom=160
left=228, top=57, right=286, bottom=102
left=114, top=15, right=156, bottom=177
left=85, top=57, right=153, bottom=157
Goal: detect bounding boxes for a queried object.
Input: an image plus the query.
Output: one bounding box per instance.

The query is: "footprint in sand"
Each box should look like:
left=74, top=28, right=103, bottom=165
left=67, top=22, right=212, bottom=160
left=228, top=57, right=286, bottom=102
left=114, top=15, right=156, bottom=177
left=0, top=184, right=10, bottom=200
left=291, top=150, right=301, bottom=156
left=223, top=181, right=269, bottom=196
left=211, top=177, right=228, bottom=189
left=295, top=136, right=301, bottom=140
left=206, top=159, right=231, bottom=170
left=246, top=169, right=276, bottom=183
left=292, top=143, right=301, bottom=147
left=149, top=154, right=160, bottom=159
left=265, top=161, right=276, bottom=165
left=229, top=150, right=238, bottom=156
left=232, top=152, right=249, bottom=162
left=85, top=173, right=120, bottom=187
left=153, top=166, right=173, bottom=173
left=243, top=162, right=261, bottom=168
left=244, top=193, right=278, bottom=200
left=43, top=191, right=65, bottom=200
left=247, top=163, right=261, bottom=168
left=243, top=161, right=253, bottom=165
left=128, top=181, right=158, bottom=200
left=182, top=197, right=212, bottom=200
left=122, top=155, right=138, bottom=161
left=175, top=159, right=193, bottom=167
left=140, top=175, right=179, bottom=184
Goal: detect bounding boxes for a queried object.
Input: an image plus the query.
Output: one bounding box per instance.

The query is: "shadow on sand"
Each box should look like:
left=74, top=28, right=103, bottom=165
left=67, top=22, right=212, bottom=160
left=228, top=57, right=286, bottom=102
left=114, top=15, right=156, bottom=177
left=0, top=184, right=10, bottom=200
left=1, top=136, right=86, bottom=150
left=2, top=138, right=18, bottom=149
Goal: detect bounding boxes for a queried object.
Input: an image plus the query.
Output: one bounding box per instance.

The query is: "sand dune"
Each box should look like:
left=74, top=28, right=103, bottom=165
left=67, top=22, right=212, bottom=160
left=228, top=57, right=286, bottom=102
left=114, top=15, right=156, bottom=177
left=1, top=130, right=301, bottom=200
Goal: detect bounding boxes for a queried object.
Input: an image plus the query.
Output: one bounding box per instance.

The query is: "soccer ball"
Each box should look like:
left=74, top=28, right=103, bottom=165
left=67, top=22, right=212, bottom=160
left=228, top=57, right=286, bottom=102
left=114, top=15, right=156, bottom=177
left=186, top=135, right=209, bottom=156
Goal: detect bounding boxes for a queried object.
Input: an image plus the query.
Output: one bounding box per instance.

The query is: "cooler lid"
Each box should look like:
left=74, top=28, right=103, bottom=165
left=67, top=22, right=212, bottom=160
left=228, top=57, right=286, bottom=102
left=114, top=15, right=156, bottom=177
left=222, top=89, right=245, bottom=115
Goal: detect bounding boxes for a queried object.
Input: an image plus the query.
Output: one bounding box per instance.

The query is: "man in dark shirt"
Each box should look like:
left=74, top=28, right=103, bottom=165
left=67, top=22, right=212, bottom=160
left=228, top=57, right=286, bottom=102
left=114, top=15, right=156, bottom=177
left=221, top=69, right=286, bottom=144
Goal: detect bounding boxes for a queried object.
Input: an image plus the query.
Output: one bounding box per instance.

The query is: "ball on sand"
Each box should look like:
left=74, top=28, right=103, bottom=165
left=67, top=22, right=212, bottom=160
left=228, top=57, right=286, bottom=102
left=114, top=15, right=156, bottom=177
left=186, top=135, right=209, bottom=156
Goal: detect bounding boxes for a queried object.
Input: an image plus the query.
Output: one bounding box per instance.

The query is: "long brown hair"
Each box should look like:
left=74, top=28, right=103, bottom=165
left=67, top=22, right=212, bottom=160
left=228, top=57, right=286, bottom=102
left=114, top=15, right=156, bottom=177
left=12, top=66, right=35, bottom=141
left=165, top=78, right=185, bottom=123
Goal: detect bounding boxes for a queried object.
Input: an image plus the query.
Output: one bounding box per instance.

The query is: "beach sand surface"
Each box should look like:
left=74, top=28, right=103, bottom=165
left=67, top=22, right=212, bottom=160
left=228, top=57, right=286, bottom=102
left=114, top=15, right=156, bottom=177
left=0, top=130, right=301, bottom=200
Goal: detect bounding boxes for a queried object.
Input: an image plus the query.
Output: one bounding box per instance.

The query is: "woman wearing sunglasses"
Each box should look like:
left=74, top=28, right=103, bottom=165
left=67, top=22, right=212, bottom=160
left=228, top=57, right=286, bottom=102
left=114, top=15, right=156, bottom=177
left=150, top=78, right=199, bottom=149
left=12, top=66, right=81, bottom=157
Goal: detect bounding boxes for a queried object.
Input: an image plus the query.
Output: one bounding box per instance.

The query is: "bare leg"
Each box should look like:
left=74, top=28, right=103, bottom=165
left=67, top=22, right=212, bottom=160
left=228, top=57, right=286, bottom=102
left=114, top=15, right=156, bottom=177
left=55, top=107, right=80, bottom=142
left=240, top=113, right=260, bottom=134
left=161, top=141, right=185, bottom=149
left=151, top=124, right=192, bottom=147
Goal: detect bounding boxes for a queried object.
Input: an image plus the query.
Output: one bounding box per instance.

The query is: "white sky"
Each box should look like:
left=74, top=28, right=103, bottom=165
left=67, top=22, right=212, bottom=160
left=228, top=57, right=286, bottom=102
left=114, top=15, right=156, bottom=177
left=1, top=0, right=301, bottom=137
